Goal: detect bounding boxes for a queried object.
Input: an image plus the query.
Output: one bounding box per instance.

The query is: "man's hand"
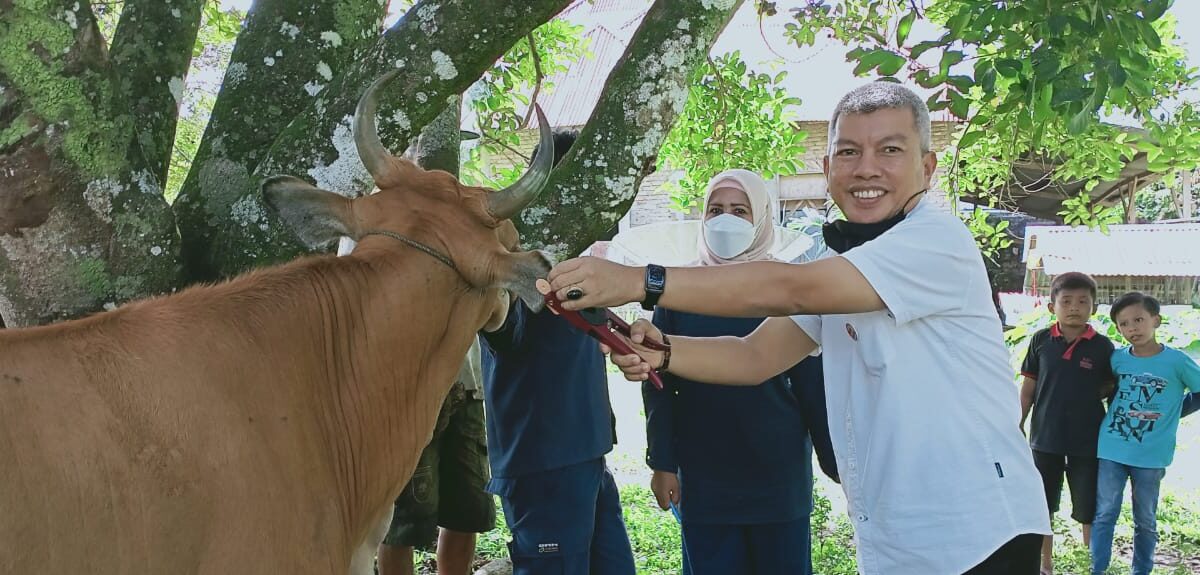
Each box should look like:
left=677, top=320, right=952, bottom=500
left=607, top=319, right=666, bottom=382
left=650, top=470, right=680, bottom=511
left=547, top=257, right=645, bottom=311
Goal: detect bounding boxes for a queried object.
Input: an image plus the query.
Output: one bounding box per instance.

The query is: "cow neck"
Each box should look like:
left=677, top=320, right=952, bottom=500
left=358, top=229, right=457, bottom=272
left=311, top=245, right=480, bottom=550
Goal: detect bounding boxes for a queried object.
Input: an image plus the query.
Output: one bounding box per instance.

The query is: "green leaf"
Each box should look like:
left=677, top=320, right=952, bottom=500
left=939, top=50, right=965, bottom=77
left=910, top=40, right=943, bottom=60
left=1143, top=0, right=1171, bottom=21
left=994, top=59, right=1022, bottom=78
left=958, top=129, right=985, bottom=149
left=1108, top=61, right=1128, bottom=87
left=897, top=10, right=917, bottom=46
left=878, top=52, right=907, bottom=76
left=1032, top=50, right=1061, bottom=80
left=1036, top=84, right=1053, bottom=118
left=1062, top=15, right=1092, bottom=34
left=946, top=75, right=974, bottom=92
left=949, top=90, right=971, bottom=119
left=980, top=67, right=997, bottom=94
left=946, top=8, right=972, bottom=38
left=1137, top=20, right=1162, bottom=50
left=1067, top=108, right=1094, bottom=135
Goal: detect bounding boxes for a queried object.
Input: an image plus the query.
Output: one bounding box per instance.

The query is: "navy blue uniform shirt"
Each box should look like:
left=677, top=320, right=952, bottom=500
left=644, top=309, right=837, bottom=525
left=480, top=300, right=614, bottom=479
left=1020, top=324, right=1115, bottom=457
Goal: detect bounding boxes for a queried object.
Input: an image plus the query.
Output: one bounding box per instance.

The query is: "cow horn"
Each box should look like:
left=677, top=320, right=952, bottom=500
left=487, top=106, right=554, bottom=220
left=353, top=70, right=403, bottom=183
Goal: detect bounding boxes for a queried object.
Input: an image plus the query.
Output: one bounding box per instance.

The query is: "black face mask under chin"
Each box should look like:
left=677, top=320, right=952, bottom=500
left=822, top=189, right=927, bottom=253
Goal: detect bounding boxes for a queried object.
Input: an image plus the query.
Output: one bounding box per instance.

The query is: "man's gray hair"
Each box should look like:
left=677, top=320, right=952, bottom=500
left=828, top=82, right=932, bottom=154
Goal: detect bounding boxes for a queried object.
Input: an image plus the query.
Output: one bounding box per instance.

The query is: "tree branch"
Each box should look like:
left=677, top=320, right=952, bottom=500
left=109, top=0, right=205, bottom=184
left=516, top=0, right=747, bottom=258
left=520, top=32, right=545, bottom=129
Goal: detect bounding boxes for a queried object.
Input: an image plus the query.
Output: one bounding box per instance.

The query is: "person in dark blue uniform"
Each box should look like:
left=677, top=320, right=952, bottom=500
left=479, top=131, right=636, bottom=575
left=643, top=169, right=838, bottom=575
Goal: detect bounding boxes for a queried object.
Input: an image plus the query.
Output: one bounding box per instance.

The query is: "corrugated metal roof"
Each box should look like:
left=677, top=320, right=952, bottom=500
left=1024, top=224, right=1200, bottom=277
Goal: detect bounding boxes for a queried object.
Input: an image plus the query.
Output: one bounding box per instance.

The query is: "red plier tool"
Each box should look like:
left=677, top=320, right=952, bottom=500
left=543, top=292, right=670, bottom=389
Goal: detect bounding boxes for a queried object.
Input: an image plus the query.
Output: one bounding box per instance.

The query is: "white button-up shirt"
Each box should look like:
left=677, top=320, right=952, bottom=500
left=792, top=200, right=1049, bottom=574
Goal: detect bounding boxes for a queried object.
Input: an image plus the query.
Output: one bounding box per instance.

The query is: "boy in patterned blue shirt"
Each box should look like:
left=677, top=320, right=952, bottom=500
left=1090, top=292, right=1200, bottom=575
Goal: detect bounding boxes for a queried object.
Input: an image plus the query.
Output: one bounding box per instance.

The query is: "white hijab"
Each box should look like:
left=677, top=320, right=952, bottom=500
left=696, top=169, right=776, bottom=266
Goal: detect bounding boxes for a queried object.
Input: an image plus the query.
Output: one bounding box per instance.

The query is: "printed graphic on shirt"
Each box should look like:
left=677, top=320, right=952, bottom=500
left=1106, top=372, right=1169, bottom=443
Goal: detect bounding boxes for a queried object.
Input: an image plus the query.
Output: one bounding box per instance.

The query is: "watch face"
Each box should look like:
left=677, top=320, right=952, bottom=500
left=647, top=266, right=666, bottom=291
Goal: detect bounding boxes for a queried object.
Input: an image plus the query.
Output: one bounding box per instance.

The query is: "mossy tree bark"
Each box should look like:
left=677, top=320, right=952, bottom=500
left=108, top=0, right=205, bottom=184
left=0, top=0, right=181, bottom=326
left=171, top=0, right=388, bottom=282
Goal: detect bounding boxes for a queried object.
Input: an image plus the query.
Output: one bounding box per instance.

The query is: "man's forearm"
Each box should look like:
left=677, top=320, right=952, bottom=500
left=663, top=317, right=817, bottom=386
left=665, top=335, right=778, bottom=386
left=654, top=258, right=883, bottom=318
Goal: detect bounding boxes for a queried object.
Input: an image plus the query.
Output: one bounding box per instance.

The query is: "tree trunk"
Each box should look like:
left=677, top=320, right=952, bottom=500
left=172, top=0, right=387, bottom=283
left=108, top=0, right=205, bottom=184
left=1181, top=168, right=1194, bottom=219
left=0, top=1, right=181, bottom=326
left=515, top=0, right=745, bottom=258
left=413, top=95, right=462, bottom=175
left=179, top=0, right=573, bottom=280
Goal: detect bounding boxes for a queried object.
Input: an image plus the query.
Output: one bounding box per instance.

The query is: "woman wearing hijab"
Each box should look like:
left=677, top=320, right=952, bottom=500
left=642, top=169, right=838, bottom=575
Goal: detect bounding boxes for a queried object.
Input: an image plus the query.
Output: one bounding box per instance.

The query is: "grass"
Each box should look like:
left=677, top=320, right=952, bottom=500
left=407, top=485, right=1200, bottom=575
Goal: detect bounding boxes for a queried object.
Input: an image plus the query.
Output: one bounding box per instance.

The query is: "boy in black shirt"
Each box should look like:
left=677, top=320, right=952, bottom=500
left=1019, top=272, right=1115, bottom=575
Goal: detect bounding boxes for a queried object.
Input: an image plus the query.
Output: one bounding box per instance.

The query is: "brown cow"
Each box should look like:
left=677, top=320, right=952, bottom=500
left=0, top=71, right=555, bottom=575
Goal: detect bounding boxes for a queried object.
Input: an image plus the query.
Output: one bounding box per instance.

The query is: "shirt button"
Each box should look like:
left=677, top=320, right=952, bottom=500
left=857, top=514, right=868, bottom=522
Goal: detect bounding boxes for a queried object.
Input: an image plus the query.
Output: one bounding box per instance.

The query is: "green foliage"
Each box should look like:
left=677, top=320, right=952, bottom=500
left=964, top=207, right=1013, bottom=262
left=784, top=1, right=1200, bottom=242
left=1058, top=191, right=1123, bottom=232
left=618, top=485, right=686, bottom=573
left=809, top=485, right=860, bottom=575
left=196, top=1, right=242, bottom=57
left=657, top=51, right=806, bottom=212
left=461, top=19, right=590, bottom=188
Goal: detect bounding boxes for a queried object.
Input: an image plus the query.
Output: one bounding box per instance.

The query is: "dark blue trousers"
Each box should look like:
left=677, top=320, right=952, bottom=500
left=490, top=458, right=635, bottom=575
left=680, top=515, right=812, bottom=575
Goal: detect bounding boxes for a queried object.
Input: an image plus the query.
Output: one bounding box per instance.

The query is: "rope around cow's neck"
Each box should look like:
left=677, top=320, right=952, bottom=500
left=358, top=230, right=458, bottom=271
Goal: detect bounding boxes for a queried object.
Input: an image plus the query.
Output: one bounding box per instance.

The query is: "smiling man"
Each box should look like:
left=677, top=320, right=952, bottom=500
left=545, top=82, right=1051, bottom=574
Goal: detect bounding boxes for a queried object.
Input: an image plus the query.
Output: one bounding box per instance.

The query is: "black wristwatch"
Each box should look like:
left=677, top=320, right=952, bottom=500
left=642, top=264, right=666, bottom=311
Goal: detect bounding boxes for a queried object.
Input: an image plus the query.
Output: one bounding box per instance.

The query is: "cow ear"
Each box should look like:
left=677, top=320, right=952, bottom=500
left=261, top=175, right=356, bottom=250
